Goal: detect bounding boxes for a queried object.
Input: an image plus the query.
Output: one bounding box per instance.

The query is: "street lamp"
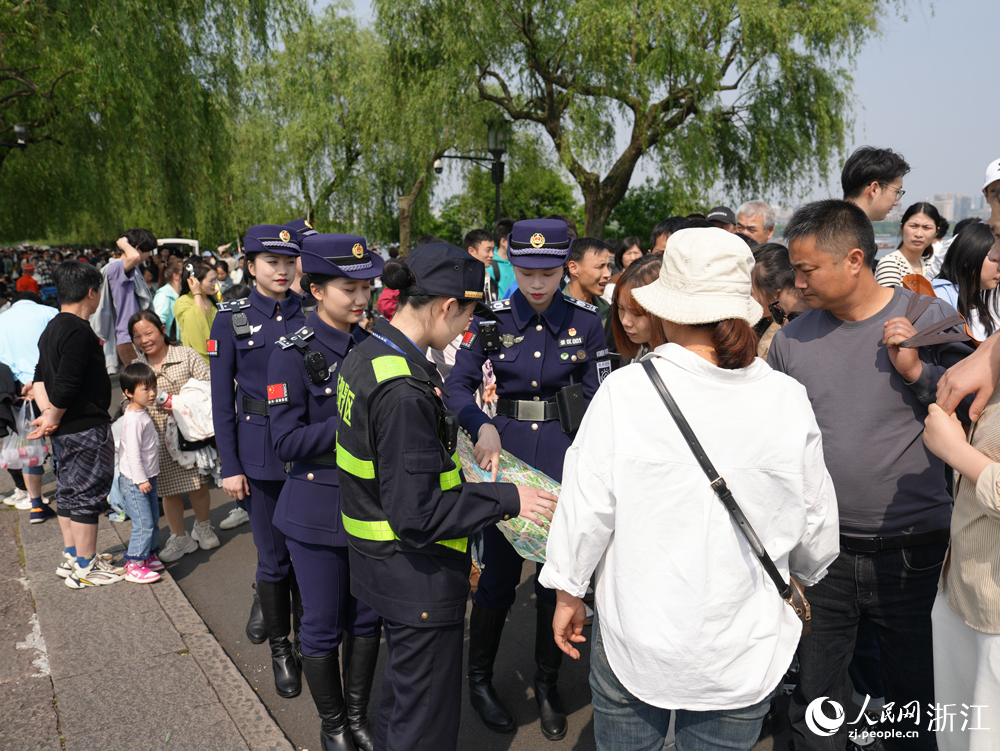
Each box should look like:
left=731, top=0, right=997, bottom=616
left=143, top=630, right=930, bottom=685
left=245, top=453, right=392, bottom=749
left=436, top=118, right=512, bottom=224
left=1, top=123, right=30, bottom=150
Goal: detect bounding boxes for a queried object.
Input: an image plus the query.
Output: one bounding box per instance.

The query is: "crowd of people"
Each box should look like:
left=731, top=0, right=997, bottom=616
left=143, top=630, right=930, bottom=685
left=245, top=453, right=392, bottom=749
left=1, top=147, right=999, bottom=751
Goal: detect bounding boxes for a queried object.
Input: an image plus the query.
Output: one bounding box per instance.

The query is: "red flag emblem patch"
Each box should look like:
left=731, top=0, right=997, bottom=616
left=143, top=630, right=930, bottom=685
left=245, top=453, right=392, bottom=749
left=206, top=339, right=218, bottom=356
left=267, top=383, right=289, bottom=405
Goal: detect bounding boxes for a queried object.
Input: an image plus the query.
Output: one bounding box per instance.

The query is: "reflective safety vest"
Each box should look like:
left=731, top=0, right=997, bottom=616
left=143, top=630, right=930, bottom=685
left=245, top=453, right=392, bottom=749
left=336, top=346, right=468, bottom=560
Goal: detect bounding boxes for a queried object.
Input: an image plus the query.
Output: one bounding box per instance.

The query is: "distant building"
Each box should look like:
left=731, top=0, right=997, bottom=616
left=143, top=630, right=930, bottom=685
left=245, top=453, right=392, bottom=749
left=930, top=193, right=973, bottom=222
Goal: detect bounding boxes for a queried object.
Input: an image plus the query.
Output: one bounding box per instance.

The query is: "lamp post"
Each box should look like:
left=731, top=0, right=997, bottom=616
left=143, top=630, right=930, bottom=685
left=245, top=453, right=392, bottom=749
left=434, top=118, right=511, bottom=224
left=0, top=123, right=30, bottom=150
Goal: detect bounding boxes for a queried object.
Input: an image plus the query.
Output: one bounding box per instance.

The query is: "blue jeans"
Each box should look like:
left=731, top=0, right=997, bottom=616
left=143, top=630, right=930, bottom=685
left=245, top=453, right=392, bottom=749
left=788, top=541, right=946, bottom=751
left=119, top=475, right=159, bottom=561
left=590, top=615, right=772, bottom=751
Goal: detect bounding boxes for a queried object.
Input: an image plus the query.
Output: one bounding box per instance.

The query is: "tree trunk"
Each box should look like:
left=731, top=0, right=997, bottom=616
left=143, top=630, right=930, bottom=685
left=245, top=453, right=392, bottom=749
left=398, top=194, right=415, bottom=257
left=583, top=191, right=616, bottom=239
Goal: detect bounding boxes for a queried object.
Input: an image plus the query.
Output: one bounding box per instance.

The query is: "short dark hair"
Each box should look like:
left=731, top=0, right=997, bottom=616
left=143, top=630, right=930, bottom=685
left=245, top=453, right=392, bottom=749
left=493, top=218, right=514, bottom=246
left=123, top=228, right=158, bottom=253
left=52, top=261, right=102, bottom=304
left=463, top=229, right=494, bottom=250
left=751, top=243, right=795, bottom=302
left=12, top=290, right=43, bottom=304
left=119, top=362, right=157, bottom=396
left=568, top=237, right=609, bottom=266
left=650, top=217, right=690, bottom=250
left=415, top=235, right=444, bottom=247
left=840, top=147, right=910, bottom=200
left=784, top=199, right=878, bottom=266
left=224, top=283, right=251, bottom=301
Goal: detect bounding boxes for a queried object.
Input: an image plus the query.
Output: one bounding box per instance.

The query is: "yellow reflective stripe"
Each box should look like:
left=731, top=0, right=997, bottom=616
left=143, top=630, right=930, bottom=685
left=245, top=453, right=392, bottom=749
left=336, top=441, right=376, bottom=479
left=440, top=451, right=461, bottom=490
left=372, top=356, right=411, bottom=383
left=342, top=513, right=468, bottom=554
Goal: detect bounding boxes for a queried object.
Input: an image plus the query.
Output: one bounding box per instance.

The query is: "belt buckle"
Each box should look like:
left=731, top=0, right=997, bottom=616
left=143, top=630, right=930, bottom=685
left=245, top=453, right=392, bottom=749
left=517, top=400, right=547, bottom=422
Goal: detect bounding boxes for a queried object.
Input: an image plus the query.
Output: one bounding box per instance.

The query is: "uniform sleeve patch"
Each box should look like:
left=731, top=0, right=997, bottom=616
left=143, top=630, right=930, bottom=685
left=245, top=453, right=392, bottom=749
left=595, top=348, right=610, bottom=358
left=206, top=339, right=218, bottom=356
left=460, top=331, right=479, bottom=350
left=266, top=383, right=290, bottom=405
left=597, top=360, right=612, bottom=384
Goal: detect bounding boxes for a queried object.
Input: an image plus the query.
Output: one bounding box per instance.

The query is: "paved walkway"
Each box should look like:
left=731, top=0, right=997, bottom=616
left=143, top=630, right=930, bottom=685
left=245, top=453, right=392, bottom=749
left=0, top=474, right=293, bottom=751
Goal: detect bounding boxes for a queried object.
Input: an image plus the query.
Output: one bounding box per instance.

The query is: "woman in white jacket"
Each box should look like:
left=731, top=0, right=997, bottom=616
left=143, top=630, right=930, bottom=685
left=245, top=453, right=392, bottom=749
left=538, top=228, right=840, bottom=751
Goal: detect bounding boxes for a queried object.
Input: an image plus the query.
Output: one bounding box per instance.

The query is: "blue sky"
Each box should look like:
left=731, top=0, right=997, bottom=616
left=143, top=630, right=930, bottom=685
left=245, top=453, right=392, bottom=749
left=341, top=0, right=996, bottom=207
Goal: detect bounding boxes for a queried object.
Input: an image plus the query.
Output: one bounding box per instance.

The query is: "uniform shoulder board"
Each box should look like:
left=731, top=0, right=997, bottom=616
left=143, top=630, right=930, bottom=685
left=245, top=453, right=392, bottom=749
left=564, top=296, right=598, bottom=314
left=277, top=336, right=295, bottom=350
left=217, top=298, right=251, bottom=313
left=488, top=299, right=511, bottom=312
left=287, top=326, right=314, bottom=346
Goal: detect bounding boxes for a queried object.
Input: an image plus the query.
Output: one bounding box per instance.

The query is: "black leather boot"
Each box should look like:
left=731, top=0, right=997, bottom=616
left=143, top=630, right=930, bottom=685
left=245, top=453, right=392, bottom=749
left=535, top=599, right=567, bottom=741
left=257, top=578, right=301, bottom=698
left=341, top=633, right=380, bottom=751
left=467, top=602, right=515, bottom=732
left=246, top=583, right=267, bottom=644
left=301, top=651, right=356, bottom=751
left=290, top=572, right=304, bottom=659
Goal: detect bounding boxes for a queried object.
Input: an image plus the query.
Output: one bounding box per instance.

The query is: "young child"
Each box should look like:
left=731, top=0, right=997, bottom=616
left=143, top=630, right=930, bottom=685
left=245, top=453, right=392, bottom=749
left=117, top=362, right=162, bottom=583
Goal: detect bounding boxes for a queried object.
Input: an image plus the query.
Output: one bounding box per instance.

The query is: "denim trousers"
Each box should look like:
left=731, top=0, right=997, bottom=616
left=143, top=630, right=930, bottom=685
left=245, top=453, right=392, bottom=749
left=119, top=475, right=159, bottom=560
left=590, top=615, right=772, bottom=751
left=788, top=541, right=947, bottom=751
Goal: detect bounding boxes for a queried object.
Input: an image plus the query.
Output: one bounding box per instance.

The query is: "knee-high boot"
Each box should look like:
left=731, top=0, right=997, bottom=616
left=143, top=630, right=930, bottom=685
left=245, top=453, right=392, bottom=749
left=467, top=602, right=515, bottom=732
left=290, top=572, right=304, bottom=658
left=257, top=578, right=302, bottom=698
left=301, top=651, right=356, bottom=751
left=245, top=582, right=267, bottom=644
left=341, top=633, right=380, bottom=751
left=534, top=599, right=567, bottom=741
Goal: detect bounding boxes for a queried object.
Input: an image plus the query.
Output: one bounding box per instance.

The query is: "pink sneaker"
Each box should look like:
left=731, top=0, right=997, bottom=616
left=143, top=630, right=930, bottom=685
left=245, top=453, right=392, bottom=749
left=125, top=560, right=161, bottom=584
left=145, top=554, right=164, bottom=573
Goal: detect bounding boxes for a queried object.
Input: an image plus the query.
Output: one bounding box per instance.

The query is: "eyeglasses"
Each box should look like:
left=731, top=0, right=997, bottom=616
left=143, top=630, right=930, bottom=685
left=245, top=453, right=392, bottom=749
left=768, top=301, right=800, bottom=325
left=878, top=183, right=906, bottom=201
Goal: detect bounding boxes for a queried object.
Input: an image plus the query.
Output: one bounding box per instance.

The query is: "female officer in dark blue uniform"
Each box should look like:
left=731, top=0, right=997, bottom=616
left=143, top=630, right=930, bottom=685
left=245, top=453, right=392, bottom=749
left=209, top=224, right=306, bottom=698
left=335, top=242, right=557, bottom=751
left=267, top=234, right=383, bottom=751
left=444, top=218, right=610, bottom=741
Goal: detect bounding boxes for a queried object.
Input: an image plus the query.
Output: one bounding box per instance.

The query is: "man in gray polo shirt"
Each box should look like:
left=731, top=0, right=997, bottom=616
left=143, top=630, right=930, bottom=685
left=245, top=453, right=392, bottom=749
left=768, top=200, right=972, bottom=751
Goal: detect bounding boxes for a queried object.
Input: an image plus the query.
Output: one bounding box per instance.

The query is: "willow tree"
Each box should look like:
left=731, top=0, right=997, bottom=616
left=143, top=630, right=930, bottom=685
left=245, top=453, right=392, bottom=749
left=374, top=0, right=893, bottom=238
left=0, top=0, right=302, bottom=243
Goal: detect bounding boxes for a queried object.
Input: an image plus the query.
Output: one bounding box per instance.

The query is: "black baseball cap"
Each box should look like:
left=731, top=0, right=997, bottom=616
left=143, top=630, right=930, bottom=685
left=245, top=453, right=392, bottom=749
left=706, top=206, right=736, bottom=225
left=407, top=242, right=485, bottom=301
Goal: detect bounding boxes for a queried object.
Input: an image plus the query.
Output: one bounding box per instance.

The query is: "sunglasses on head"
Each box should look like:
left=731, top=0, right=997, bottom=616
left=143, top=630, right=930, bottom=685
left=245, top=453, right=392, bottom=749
left=768, top=301, right=800, bottom=325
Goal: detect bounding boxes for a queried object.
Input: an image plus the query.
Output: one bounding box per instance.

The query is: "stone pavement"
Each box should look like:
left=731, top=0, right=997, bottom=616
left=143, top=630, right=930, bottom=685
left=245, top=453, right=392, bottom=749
left=0, top=476, right=294, bottom=751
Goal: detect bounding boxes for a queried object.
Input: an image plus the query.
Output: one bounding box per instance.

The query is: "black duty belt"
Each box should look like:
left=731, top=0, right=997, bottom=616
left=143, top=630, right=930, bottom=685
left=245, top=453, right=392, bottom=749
left=304, top=450, right=337, bottom=467
left=242, top=396, right=269, bottom=417
left=840, top=527, right=949, bottom=554
left=495, top=397, right=559, bottom=422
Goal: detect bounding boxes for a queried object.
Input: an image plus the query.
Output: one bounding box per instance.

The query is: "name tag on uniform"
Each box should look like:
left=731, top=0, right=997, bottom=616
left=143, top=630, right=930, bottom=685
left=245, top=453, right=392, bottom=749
left=459, top=331, right=478, bottom=350
left=267, top=383, right=289, bottom=406
left=206, top=339, right=219, bottom=357
left=559, top=337, right=584, bottom=348
left=596, top=348, right=610, bottom=358
left=597, top=360, right=612, bottom=383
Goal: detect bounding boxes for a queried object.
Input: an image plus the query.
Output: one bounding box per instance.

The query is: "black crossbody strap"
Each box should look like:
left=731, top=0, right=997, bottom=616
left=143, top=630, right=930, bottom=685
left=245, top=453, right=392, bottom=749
left=641, top=359, right=792, bottom=599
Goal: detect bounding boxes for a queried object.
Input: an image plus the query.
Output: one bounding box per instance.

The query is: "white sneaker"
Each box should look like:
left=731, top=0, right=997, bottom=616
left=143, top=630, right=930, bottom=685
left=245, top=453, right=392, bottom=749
left=65, top=556, right=125, bottom=589
left=4, top=488, right=28, bottom=506
left=158, top=533, right=199, bottom=562
left=219, top=506, right=249, bottom=530
left=57, top=551, right=117, bottom=578
left=191, top=520, right=220, bottom=550
left=16, top=494, right=44, bottom=511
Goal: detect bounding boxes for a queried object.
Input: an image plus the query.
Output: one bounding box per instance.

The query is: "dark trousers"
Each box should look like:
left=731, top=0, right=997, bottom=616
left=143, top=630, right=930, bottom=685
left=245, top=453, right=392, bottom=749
left=244, top=477, right=291, bottom=583
left=789, top=541, right=947, bottom=751
left=286, top=538, right=381, bottom=656
left=473, top=522, right=554, bottom=609
left=374, top=621, right=464, bottom=751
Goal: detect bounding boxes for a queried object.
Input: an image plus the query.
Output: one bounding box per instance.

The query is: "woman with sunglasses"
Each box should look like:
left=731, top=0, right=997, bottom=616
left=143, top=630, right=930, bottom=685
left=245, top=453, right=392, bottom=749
left=751, top=244, right=808, bottom=358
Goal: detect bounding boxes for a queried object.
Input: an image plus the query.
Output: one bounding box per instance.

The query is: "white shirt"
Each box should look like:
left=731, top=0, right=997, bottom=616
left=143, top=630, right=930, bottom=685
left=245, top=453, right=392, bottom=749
left=118, top=408, right=159, bottom=484
left=538, top=345, right=840, bottom=711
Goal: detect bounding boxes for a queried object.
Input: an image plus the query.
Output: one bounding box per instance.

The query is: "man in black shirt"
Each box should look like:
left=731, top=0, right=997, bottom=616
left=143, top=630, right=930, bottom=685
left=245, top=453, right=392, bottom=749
left=29, top=261, right=123, bottom=589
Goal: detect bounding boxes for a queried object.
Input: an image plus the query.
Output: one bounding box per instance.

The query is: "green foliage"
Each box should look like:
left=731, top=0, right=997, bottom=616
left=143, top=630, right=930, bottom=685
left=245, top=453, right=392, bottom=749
left=433, top=132, right=578, bottom=244
left=374, top=0, right=893, bottom=237
left=607, top=177, right=706, bottom=242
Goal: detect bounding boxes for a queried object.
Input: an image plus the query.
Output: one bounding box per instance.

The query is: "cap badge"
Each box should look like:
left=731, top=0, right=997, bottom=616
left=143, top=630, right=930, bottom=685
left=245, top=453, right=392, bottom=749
left=530, top=233, right=545, bottom=248
left=304, top=219, right=313, bottom=229
left=279, top=230, right=291, bottom=242
left=352, top=243, right=364, bottom=259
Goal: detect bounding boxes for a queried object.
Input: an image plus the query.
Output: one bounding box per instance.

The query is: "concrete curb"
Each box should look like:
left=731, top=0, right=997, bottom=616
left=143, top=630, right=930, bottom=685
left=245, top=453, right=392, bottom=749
left=106, top=520, right=293, bottom=751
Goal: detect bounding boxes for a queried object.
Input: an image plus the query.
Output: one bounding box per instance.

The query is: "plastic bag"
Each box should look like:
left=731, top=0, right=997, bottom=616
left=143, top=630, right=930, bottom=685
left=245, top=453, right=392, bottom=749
left=1, top=403, right=49, bottom=470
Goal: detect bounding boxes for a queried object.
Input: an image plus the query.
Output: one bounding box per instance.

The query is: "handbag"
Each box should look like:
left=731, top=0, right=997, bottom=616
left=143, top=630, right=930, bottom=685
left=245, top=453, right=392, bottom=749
left=640, top=358, right=812, bottom=636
